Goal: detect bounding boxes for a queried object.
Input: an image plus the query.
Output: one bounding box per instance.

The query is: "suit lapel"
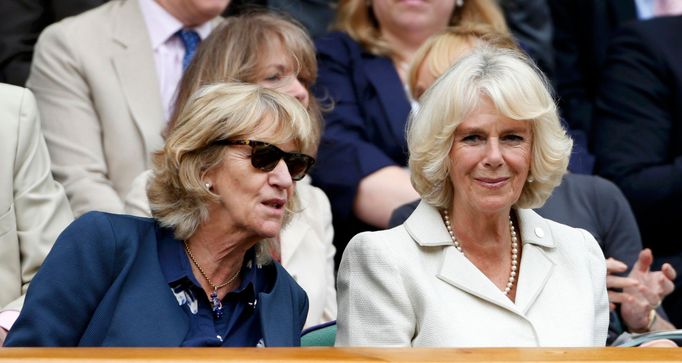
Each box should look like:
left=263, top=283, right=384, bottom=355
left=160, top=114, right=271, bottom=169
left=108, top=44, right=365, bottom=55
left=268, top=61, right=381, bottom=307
left=104, top=225, right=189, bottom=346
left=116, top=265, right=189, bottom=346
left=362, top=56, right=411, bottom=146
left=406, top=202, right=519, bottom=312
left=111, top=0, right=164, bottom=161
left=437, top=247, right=519, bottom=313
left=257, top=264, right=296, bottom=347
left=513, top=209, right=556, bottom=314
left=407, top=203, right=558, bottom=316
left=513, top=243, right=554, bottom=314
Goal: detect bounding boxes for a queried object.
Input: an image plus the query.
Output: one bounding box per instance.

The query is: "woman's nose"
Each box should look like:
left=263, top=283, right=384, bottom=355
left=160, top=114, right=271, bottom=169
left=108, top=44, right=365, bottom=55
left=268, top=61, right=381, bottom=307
left=483, top=139, right=504, bottom=168
left=269, top=159, right=294, bottom=189
left=287, top=78, right=309, bottom=107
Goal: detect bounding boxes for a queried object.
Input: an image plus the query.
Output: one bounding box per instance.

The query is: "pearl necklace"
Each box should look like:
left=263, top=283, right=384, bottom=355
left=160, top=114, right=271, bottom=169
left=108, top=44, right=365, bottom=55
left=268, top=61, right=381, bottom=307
left=442, top=210, right=519, bottom=296
left=184, top=241, right=240, bottom=318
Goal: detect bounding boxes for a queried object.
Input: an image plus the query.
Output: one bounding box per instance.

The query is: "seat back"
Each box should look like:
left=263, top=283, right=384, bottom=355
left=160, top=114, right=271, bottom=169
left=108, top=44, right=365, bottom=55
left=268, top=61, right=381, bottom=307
left=300, top=321, right=336, bottom=347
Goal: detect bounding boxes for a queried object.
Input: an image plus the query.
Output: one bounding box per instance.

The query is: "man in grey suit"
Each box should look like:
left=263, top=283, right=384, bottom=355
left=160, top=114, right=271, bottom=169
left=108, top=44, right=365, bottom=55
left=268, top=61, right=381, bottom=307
left=0, top=84, right=73, bottom=345
left=27, top=0, right=229, bottom=216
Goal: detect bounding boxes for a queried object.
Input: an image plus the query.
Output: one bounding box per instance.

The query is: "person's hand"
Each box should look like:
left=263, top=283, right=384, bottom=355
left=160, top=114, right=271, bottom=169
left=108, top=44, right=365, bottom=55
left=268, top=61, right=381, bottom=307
left=605, top=257, right=639, bottom=311
left=0, top=327, right=7, bottom=346
left=621, top=249, right=677, bottom=332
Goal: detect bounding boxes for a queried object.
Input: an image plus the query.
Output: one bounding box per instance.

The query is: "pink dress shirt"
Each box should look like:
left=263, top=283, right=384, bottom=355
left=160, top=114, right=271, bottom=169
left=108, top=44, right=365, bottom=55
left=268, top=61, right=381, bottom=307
left=138, top=0, right=213, bottom=122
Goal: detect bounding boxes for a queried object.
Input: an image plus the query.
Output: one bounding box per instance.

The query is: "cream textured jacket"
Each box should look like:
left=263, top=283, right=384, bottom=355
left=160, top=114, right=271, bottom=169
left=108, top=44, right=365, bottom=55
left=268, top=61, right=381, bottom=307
left=124, top=172, right=337, bottom=328
left=336, top=201, right=609, bottom=347
left=0, top=85, right=73, bottom=314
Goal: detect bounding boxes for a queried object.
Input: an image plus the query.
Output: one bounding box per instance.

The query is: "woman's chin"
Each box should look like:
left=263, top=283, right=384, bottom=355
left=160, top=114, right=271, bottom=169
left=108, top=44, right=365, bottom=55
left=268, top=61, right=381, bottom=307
left=255, top=221, right=284, bottom=239
left=467, top=197, right=516, bottom=215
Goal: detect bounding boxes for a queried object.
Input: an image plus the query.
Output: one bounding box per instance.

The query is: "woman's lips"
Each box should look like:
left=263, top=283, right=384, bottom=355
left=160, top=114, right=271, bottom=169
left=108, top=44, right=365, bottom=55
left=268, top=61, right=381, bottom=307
left=474, top=177, right=510, bottom=189
left=262, top=198, right=286, bottom=212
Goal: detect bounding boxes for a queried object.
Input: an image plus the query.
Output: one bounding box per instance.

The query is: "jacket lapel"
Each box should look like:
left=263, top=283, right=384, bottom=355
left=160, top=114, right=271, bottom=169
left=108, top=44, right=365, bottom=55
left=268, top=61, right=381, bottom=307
left=103, top=225, right=189, bottom=346
left=111, top=0, right=164, bottom=161
left=257, top=263, right=297, bottom=347
left=511, top=209, right=556, bottom=314
left=405, top=202, right=515, bottom=310
left=437, top=247, right=518, bottom=312
left=362, top=56, right=411, bottom=146
left=405, top=202, right=557, bottom=315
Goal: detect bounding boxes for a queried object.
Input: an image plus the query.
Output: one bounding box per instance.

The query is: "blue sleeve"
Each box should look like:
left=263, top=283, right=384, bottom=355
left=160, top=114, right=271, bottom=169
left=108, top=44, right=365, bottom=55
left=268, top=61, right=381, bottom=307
left=4, top=212, right=118, bottom=346
left=311, top=32, right=400, bottom=222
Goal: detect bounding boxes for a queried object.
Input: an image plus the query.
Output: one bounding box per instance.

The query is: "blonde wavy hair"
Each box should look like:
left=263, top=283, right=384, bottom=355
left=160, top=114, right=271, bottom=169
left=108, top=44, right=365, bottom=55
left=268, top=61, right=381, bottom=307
left=334, top=0, right=508, bottom=57
left=407, top=22, right=518, bottom=99
left=149, top=83, right=318, bottom=247
left=408, top=47, right=572, bottom=210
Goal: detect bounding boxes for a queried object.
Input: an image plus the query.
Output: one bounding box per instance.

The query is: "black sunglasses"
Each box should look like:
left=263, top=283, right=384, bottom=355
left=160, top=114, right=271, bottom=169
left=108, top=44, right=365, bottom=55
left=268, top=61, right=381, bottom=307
left=213, top=140, right=315, bottom=181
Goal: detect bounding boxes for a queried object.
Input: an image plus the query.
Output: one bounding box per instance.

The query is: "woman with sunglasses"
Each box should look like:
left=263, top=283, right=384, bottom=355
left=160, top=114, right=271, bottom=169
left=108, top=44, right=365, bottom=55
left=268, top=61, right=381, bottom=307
left=5, top=83, right=316, bottom=347
left=123, top=11, right=337, bottom=329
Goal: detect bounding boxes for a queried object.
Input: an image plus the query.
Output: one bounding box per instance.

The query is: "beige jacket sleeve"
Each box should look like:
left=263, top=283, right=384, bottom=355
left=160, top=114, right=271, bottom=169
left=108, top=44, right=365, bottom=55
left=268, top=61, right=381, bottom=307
left=123, top=170, right=153, bottom=218
left=27, top=21, right=124, bottom=216
left=0, top=85, right=74, bottom=313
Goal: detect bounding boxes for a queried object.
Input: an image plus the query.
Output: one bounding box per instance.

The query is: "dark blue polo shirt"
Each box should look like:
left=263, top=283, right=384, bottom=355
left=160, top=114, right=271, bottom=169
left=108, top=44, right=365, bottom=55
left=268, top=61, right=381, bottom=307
left=158, top=238, right=271, bottom=346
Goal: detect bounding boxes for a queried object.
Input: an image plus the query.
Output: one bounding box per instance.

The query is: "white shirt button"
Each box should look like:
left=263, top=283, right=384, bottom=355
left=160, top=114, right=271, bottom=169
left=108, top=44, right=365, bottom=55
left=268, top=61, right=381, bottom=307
left=535, top=227, right=545, bottom=238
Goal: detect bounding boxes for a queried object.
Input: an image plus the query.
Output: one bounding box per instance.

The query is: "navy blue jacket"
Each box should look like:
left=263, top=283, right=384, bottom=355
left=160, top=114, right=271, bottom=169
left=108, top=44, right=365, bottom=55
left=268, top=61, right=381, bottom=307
left=4, top=212, right=308, bottom=347
left=311, top=31, right=411, bottom=262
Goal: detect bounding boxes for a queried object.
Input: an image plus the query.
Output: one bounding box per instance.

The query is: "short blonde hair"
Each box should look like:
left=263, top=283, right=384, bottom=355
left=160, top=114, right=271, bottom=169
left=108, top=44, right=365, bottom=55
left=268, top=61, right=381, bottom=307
left=408, top=23, right=519, bottom=99
left=408, top=47, right=572, bottom=210
left=149, top=83, right=317, bottom=241
left=334, top=0, right=508, bottom=57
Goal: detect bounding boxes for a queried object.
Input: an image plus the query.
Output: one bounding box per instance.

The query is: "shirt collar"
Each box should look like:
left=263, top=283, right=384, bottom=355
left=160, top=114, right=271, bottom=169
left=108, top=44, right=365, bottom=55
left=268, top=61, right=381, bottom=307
left=138, top=0, right=214, bottom=50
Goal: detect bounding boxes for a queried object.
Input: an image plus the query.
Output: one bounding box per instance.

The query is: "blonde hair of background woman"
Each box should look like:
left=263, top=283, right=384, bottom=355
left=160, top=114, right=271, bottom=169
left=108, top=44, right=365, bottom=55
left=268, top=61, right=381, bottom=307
left=407, top=22, right=519, bottom=99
